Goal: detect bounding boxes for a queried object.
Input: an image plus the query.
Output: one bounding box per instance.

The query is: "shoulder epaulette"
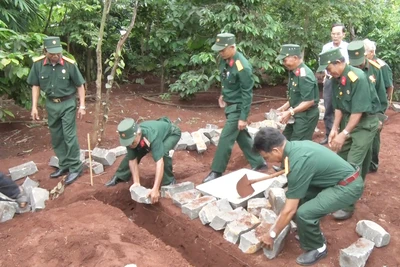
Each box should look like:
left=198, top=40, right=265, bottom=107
left=62, top=56, right=76, bottom=64
left=376, top=58, right=386, bottom=67
left=368, top=59, right=381, bottom=69
left=235, top=60, right=243, bottom=71
left=348, top=71, right=358, bottom=82
left=32, top=55, right=45, bottom=62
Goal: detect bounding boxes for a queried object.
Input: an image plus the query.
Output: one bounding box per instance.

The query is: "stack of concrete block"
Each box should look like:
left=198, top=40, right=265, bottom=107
left=176, top=132, right=196, bottom=151
left=223, top=212, right=260, bottom=244
left=181, top=196, right=216, bottom=220
left=129, top=185, right=151, bottom=204
left=239, top=230, right=262, bottom=254
left=109, top=146, right=127, bottom=157
left=91, top=147, right=116, bottom=166
left=259, top=208, right=277, bottom=224
left=339, top=238, right=375, bottom=267
left=8, top=161, right=38, bottom=181
left=210, top=207, right=248, bottom=231
left=247, top=198, right=271, bottom=217
left=172, top=189, right=202, bottom=207
left=262, top=223, right=290, bottom=259
left=22, top=177, right=39, bottom=201
left=0, top=201, right=17, bottom=222
left=191, top=131, right=207, bottom=153
left=263, top=178, right=287, bottom=198
left=268, top=188, right=286, bottom=215
left=30, top=187, right=49, bottom=212
left=249, top=120, right=278, bottom=129
left=161, top=181, right=194, bottom=198
left=199, top=199, right=233, bottom=225
left=355, top=220, right=390, bottom=247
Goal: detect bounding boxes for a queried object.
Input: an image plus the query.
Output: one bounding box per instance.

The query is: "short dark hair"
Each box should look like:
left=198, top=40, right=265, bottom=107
left=253, top=127, right=286, bottom=153
left=332, top=23, right=345, bottom=33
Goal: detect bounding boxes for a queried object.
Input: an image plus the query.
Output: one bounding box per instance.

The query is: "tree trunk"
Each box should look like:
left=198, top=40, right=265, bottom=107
left=92, top=0, right=112, bottom=147
left=86, top=47, right=92, bottom=84
left=160, top=58, right=165, bottom=93
left=96, top=1, right=139, bottom=145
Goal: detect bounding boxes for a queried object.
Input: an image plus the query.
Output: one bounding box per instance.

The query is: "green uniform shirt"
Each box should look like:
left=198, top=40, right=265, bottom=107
left=283, top=141, right=356, bottom=199
left=219, top=51, right=254, bottom=121
left=373, top=57, right=393, bottom=90
left=332, top=65, right=379, bottom=114
left=363, top=60, right=388, bottom=113
left=27, top=56, right=85, bottom=97
left=126, top=120, right=172, bottom=162
left=287, top=63, right=319, bottom=109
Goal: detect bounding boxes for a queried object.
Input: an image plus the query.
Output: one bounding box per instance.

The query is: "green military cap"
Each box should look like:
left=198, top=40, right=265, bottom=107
left=44, top=36, right=63, bottom=53
left=317, top=47, right=343, bottom=72
left=347, top=40, right=365, bottom=66
left=212, top=33, right=236, bottom=51
left=276, top=44, right=301, bottom=60
left=117, top=118, right=139, bottom=146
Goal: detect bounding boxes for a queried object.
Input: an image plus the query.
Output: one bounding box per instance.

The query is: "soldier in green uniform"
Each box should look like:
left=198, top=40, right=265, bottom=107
left=364, top=38, right=393, bottom=172
left=105, top=117, right=181, bottom=203
left=27, top=36, right=86, bottom=185
left=273, top=44, right=320, bottom=172
left=253, top=127, right=363, bottom=266
left=203, top=33, right=267, bottom=183
left=318, top=47, right=379, bottom=220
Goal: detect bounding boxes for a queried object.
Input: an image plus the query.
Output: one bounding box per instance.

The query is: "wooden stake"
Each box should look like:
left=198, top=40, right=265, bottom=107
left=87, top=133, right=94, bottom=186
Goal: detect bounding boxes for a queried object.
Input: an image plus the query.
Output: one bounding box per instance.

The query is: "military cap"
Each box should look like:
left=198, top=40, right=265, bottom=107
left=117, top=118, right=139, bottom=146
left=317, top=47, right=343, bottom=72
left=276, top=44, right=301, bottom=60
left=347, top=40, right=365, bottom=66
left=212, top=33, right=236, bottom=51
left=44, top=36, right=63, bottom=53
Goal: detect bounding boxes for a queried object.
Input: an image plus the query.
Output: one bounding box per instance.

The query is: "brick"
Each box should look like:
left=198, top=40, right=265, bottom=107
left=129, top=185, right=151, bottom=204
left=262, top=224, right=290, bottom=259
left=268, top=188, right=286, bottom=215
left=205, top=124, right=218, bottom=130
left=200, top=128, right=219, bottom=140
left=191, top=131, right=207, bottom=153
left=181, top=196, right=216, bottom=220
left=22, top=177, right=39, bottom=202
left=210, top=136, right=220, bottom=146
left=30, top=187, right=49, bottom=212
left=49, top=156, right=59, bottom=168
left=161, top=181, right=195, bottom=198
left=80, top=149, right=86, bottom=162
left=209, top=207, right=247, bottom=231
left=247, top=198, right=270, bottom=217
left=239, top=229, right=262, bottom=254
left=249, top=120, right=278, bottom=129
left=109, top=146, right=127, bottom=157
left=9, top=161, right=38, bottom=181
left=265, top=109, right=280, bottom=122
left=83, top=159, right=104, bottom=175
left=223, top=213, right=260, bottom=244
left=172, top=189, right=201, bottom=207
left=392, top=102, right=400, bottom=112
left=0, top=202, right=16, bottom=222
left=199, top=198, right=232, bottom=225
left=198, top=130, right=211, bottom=146
left=247, top=127, right=259, bottom=139
left=259, top=208, right=277, bottom=224
left=356, top=220, right=390, bottom=247
left=339, top=238, right=375, bottom=267
left=177, top=132, right=196, bottom=151
left=263, top=177, right=287, bottom=198
left=91, top=147, right=116, bottom=166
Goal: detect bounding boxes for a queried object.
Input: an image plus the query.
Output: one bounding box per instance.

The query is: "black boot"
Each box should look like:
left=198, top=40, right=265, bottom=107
left=105, top=175, right=123, bottom=187
left=202, top=171, right=222, bottom=183
left=296, top=248, right=327, bottom=266
left=65, top=169, right=82, bottom=185
left=50, top=169, right=68, bottom=178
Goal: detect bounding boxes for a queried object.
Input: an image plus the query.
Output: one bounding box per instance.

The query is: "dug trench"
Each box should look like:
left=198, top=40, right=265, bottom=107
left=93, top=183, right=264, bottom=267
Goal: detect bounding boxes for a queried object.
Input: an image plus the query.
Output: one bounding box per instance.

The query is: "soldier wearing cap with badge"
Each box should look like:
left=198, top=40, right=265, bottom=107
left=202, top=33, right=267, bottom=183
left=27, top=36, right=86, bottom=185
left=317, top=47, right=379, bottom=220
left=105, top=117, right=181, bottom=204
left=348, top=40, right=388, bottom=173
left=275, top=45, right=319, bottom=141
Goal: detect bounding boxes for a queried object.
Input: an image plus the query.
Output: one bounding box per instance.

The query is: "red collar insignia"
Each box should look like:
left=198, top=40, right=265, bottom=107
left=59, top=57, right=64, bottom=66
left=295, top=68, right=300, bottom=76
left=228, top=58, right=234, bottom=67
left=43, top=58, right=47, bottom=65
left=139, top=139, right=146, bottom=148
left=341, top=76, right=346, bottom=86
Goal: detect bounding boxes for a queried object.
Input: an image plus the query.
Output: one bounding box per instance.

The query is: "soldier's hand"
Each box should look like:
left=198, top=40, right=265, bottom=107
left=31, top=108, right=40, bottom=120
left=261, top=235, right=274, bottom=250
left=331, top=132, right=346, bottom=152
left=218, top=95, right=226, bottom=108
left=77, top=108, right=86, bottom=119
left=328, top=130, right=337, bottom=148
left=238, top=120, right=247, bottom=131
left=279, top=111, right=291, bottom=124
left=147, top=188, right=160, bottom=204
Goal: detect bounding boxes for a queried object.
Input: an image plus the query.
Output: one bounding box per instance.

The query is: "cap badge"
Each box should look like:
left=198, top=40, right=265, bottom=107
left=52, top=40, right=57, bottom=45
left=216, top=38, right=220, bottom=42
left=121, top=133, right=126, bottom=137
left=355, top=52, right=359, bottom=56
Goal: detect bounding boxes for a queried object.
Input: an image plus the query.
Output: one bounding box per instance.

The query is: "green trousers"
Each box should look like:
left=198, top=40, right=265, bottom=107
left=211, top=107, right=265, bottom=173
left=46, top=98, right=81, bottom=172
left=115, top=125, right=181, bottom=186
left=370, top=123, right=383, bottom=172
left=296, top=176, right=364, bottom=251
left=282, top=107, right=319, bottom=141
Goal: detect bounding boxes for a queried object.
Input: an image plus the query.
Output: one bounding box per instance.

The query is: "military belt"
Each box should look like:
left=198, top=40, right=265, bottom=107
left=48, top=93, right=75, bottom=103
left=338, top=168, right=360, bottom=186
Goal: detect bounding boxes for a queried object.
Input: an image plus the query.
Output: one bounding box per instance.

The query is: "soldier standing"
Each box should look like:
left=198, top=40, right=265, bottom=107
left=27, top=36, right=86, bottom=185
left=203, top=33, right=267, bottom=183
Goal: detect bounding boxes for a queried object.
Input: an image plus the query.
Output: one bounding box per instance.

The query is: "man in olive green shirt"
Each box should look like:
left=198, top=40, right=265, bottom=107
left=273, top=44, right=320, bottom=172
left=27, top=36, right=86, bottom=185
left=364, top=39, right=393, bottom=172
left=105, top=117, right=181, bottom=204
left=253, top=127, right=363, bottom=266
left=318, top=47, right=379, bottom=220
left=203, top=33, right=267, bottom=183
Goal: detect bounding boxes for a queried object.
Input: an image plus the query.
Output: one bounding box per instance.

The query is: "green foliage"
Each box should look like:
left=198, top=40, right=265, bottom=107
left=0, top=0, right=43, bottom=32
left=169, top=70, right=213, bottom=100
